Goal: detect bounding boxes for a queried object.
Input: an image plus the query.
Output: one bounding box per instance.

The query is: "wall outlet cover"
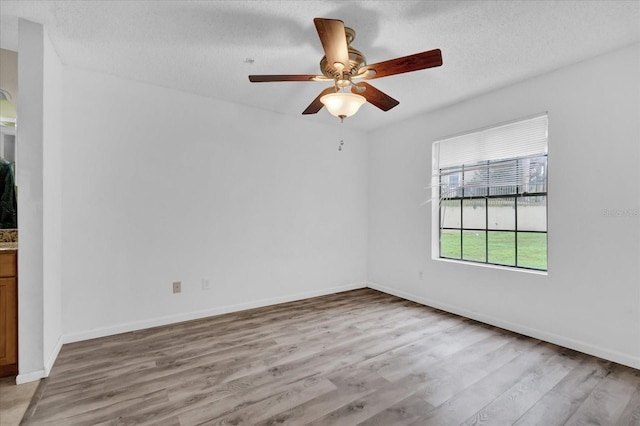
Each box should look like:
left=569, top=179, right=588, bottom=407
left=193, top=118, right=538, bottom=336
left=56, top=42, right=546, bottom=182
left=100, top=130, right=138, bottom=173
left=202, top=279, right=211, bottom=290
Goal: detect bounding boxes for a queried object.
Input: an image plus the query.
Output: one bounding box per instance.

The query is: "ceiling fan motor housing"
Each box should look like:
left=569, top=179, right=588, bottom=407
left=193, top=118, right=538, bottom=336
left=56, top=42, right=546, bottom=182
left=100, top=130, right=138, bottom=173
left=319, top=27, right=366, bottom=79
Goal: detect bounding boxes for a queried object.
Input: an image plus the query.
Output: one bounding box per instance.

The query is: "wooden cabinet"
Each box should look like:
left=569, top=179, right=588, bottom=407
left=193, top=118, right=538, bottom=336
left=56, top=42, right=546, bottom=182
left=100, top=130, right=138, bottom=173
left=0, top=250, right=17, bottom=377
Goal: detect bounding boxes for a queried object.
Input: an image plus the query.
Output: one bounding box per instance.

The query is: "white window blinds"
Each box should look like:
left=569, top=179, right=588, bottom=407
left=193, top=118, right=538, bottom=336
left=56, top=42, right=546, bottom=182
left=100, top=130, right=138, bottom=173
left=434, top=114, right=548, bottom=169
left=431, top=114, right=548, bottom=200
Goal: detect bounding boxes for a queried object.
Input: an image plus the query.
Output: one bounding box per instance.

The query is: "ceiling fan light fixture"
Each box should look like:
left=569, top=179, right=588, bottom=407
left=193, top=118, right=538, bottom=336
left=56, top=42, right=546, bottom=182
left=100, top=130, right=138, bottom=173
left=320, top=92, right=366, bottom=122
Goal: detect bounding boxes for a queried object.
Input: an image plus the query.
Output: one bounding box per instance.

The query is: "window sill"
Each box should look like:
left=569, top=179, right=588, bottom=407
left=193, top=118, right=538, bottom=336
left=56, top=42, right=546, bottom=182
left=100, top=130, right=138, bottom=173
left=432, top=257, right=548, bottom=276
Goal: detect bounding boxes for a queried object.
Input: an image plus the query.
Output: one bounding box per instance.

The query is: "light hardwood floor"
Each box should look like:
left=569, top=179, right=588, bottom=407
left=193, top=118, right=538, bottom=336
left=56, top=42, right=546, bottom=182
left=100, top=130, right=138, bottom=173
left=22, top=289, right=640, bottom=425
left=0, top=377, right=40, bottom=426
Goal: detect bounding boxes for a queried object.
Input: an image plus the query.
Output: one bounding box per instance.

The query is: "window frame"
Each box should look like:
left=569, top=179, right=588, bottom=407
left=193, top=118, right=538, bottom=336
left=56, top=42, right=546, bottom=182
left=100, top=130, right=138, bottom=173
left=438, top=155, right=548, bottom=271
left=430, top=114, right=549, bottom=273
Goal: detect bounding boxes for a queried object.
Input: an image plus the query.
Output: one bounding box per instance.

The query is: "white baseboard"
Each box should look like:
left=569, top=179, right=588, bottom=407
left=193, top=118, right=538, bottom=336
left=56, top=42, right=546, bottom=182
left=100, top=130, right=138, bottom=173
left=44, top=335, right=63, bottom=376
left=367, top=281, right=640, bottom=370
left=15, top=336, right=63, bottom=384
left=16, top=369, right=46, bottom=385
left=63, top=282, right=367, bottom=344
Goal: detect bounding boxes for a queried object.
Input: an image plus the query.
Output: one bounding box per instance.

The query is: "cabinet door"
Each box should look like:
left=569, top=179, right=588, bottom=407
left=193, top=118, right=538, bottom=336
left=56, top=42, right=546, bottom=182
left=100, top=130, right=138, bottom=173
left=0, top=251, right=16, bottom=278
left=0, top=277, right=17, bottom=366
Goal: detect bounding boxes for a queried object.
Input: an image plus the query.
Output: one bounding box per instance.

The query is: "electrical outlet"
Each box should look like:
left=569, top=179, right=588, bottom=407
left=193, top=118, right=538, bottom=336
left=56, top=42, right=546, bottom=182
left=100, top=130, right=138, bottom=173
left=202, top=279, right=211, bottom=291
left=173, top=281, right=181, bottom=293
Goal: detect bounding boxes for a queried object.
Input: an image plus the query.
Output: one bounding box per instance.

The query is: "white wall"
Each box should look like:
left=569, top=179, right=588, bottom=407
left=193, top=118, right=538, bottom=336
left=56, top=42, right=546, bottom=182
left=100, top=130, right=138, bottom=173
left=16, top=19, right=44, bottom=383
left=368, top=43, right=640, bottom=368
left=16, top=19, right=64, bottom=384
left=61, top=67, right=368, bottom=341
left=42, top=28, right=63, bottom=373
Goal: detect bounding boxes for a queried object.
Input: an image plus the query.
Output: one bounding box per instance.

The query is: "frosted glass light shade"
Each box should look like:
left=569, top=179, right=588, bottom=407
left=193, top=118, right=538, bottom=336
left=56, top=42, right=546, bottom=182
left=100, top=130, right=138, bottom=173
left=320, top=92, right=366, bottom=119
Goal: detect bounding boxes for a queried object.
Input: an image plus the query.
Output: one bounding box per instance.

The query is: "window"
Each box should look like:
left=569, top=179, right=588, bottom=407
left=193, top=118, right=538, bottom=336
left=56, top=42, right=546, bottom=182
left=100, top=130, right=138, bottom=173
left=432, top=114, right=548, bottom=271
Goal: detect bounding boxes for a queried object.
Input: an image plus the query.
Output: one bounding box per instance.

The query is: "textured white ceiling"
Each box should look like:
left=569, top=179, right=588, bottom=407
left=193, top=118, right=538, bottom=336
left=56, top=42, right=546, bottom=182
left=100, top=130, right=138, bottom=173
left=1, top=1, right=639, bottom=131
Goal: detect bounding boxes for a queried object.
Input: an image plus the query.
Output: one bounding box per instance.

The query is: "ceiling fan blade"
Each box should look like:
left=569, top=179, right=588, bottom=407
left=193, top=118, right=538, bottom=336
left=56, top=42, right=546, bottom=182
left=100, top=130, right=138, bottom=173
left=359, top=49, right=442, bottom=80
left=314, top=18, right=350, bottom=71
left=302, top=87, right=336, bottom=115
left=249, top=75, right=329, bottom=83
left=351, top=82, right=399, bottom=111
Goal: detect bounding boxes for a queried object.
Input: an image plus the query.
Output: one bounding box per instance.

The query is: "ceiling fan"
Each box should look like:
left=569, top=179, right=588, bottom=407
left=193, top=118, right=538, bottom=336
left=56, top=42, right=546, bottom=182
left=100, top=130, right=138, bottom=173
left=248, top=18, right=443, bottom=122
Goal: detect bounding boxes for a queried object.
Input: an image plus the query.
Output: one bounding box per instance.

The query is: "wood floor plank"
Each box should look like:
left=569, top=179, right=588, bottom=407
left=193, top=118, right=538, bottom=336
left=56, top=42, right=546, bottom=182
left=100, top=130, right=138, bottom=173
left=325, top=319, right=468, bottom=383
left=511, top=356, right=611, bottom=426
left=377, top=320, right=493, bottom=382
left=167, top=393, right=242, bottom=426
left=414, top=341, right=559, bottom=425
left=412, top=333, right=535, bottom=406
left=564, top=363, right=640, bottom=426
left=254, top=371, right=387, bottom=425
left=463, top=350, right=583, bottom=425
left=20, top=288, right=640, bottom=426
left=356, top=393, right=434, bottom=426
left=28, top=388, right=170, bottom=426
left=305, top=381, right=415, bottom=426
left=616, top=377, right=640, bottom=426
left=202, top=377, right=336, bottom=425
